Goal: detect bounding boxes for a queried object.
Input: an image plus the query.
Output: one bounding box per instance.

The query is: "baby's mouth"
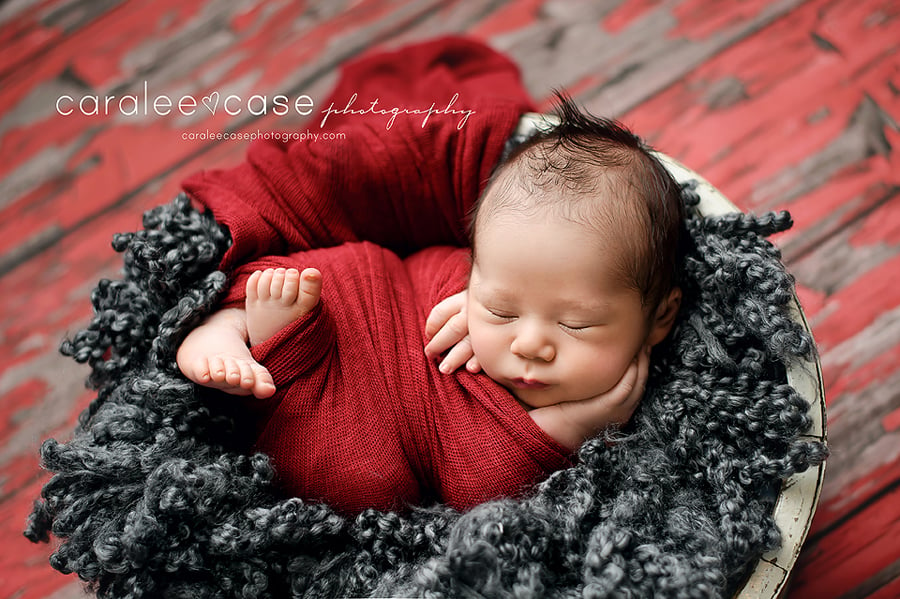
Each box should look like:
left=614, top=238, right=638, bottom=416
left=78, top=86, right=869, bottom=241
left=510, top=378, right=550, bottom=390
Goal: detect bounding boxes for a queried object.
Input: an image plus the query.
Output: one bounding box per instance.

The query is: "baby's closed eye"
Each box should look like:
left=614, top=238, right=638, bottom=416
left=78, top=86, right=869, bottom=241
left=559, top=322, right=592, bottom=331
left=486, top=308, right=516, bottom=320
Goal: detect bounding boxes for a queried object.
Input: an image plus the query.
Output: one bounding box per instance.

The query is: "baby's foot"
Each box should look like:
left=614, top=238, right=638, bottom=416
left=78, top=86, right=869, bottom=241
left=245, top=267, right=322, bottom=347
left=176, top=308, right=276, bottom=398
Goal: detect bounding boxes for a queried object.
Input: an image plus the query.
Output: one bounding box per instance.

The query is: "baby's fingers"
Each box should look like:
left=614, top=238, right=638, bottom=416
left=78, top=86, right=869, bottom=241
left=425, top=291, right=466, bottom=340
left=634, top=345, right=651, bottom=394
left=598, top=347, right=648, bottom=413
left=618, top=346, right=651, bottom=410
left=424, top=309, right=468, bottom=358
left=437, top=336, right=475, bottom=374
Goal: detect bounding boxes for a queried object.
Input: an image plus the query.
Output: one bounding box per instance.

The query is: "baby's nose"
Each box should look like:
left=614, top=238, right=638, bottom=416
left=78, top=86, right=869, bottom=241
left=511, top=329, right=555, bottom=362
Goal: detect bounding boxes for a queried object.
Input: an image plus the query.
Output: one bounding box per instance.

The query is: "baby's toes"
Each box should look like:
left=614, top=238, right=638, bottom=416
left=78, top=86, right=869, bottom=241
left=191, top=356, right=255, bottom=395
left=246, top=270, right=263, bottom=302
left=221, top=357, right=246, bottom=386
left=279, top=269, right=301, bottom=304
left=187, top=357, right=213, bottom=384
left=268, top=268, right=286, bottom=299
left=207, top=356, right=228, bottom=383
left=234, top=359, right=258, bottom=390
left=297, top=268, right=323, bottom=313
left=253, top=269, right=276, bottom=301
left=250, top=364, right=276, bottom=399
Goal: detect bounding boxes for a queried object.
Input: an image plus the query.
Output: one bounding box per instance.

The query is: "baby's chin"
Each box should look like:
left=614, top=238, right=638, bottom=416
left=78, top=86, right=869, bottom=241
left=508, top=386, right=607, bottom=410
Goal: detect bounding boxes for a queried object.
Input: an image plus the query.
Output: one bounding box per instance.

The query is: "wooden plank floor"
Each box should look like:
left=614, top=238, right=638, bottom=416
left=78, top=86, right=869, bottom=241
left=1, top=1, right=897, bottom=597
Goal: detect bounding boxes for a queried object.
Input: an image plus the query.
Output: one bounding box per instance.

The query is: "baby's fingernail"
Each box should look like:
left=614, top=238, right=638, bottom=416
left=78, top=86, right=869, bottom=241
left=439, top=362, right=450, bottom=374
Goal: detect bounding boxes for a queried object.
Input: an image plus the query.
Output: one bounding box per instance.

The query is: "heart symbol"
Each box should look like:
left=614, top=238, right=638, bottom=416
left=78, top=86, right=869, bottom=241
left=202, top=91, right=220, bottom=115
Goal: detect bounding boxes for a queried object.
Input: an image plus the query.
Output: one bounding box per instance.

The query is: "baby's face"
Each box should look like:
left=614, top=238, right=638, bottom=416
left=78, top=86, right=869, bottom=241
left=467, top=210, right=651, bottom=409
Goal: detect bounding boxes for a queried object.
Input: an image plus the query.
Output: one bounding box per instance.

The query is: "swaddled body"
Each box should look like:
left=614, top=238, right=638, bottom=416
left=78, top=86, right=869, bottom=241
left=222, top=242, right=571, bottom=514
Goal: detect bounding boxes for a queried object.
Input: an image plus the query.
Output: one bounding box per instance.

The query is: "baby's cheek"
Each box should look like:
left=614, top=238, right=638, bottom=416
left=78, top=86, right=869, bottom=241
left=583, top=348, right=628, bottom=392
left=468, top=324, right=497, bottom=370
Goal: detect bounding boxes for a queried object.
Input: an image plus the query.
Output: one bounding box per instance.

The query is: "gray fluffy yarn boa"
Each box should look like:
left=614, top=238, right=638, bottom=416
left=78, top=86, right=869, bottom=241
left=26, top=185, right=827, bottom=599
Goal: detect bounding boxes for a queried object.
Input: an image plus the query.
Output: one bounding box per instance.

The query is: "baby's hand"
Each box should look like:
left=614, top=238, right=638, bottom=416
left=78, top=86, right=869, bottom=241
left=530, top=346, right=650, bottom=451
left=424, top=290, right=481, bottom=374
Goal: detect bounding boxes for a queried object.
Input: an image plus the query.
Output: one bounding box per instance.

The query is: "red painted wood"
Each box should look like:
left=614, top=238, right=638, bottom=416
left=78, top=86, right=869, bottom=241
left=809, top=459, right=900, bottom=549
left=0, top=0, right=66, bottom=79
left=866, top=575, right=900, bottom=599
left=790, top=484, right=900, bottom=598
left=812, top=254, right=900, bottom=352
left=0, top=0, right=441, bottom=270
left=1, top=1, right=898, bottom=598
left=603, top=0, right=659, bottom=34
left=883, top=407, right=900, bottom=434
left=469, top=0, right=544, bottom=37
left=0, top=389, right=93, bottom=599
left=669, top=0, right=793, bottom=41
left=621, top=0, right=900, bottom=204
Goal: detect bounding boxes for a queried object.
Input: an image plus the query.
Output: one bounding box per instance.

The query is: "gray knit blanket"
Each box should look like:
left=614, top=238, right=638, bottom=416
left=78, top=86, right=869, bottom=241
left=26, top=183, right=827, bottom=598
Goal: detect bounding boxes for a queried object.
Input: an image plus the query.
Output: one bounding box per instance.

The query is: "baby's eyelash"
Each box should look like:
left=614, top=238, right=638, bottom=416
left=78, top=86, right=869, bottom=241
left=487, top=309, right=515, bottom=320
left=560, top=323, right=591, bottom=332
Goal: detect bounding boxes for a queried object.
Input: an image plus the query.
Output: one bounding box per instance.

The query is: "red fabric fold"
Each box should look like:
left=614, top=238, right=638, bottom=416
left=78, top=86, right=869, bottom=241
left=250, top=301, right=334, bottom=383
left=182, top=36, right=535, bottom=270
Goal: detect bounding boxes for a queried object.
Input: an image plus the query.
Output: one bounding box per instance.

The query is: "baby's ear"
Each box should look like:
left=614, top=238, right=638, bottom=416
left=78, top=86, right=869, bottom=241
left=646, top=287, right=682, bottom=347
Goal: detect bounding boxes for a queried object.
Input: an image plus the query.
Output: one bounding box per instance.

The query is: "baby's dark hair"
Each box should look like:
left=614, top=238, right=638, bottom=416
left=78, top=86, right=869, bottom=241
left=470, top=92, right=685, bottom=313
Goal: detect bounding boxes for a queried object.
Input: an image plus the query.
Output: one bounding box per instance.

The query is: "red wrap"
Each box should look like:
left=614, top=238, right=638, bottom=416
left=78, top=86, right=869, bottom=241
left=182, top=36, right=534, bottom=270
left=224, top=244, right=570, bottom=514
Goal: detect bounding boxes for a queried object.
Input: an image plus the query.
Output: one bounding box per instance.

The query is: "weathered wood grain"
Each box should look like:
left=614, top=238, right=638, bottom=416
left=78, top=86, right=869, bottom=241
left=0, top=0, right=452, bottom=275
left=1, top=1, right=898, bottom=598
